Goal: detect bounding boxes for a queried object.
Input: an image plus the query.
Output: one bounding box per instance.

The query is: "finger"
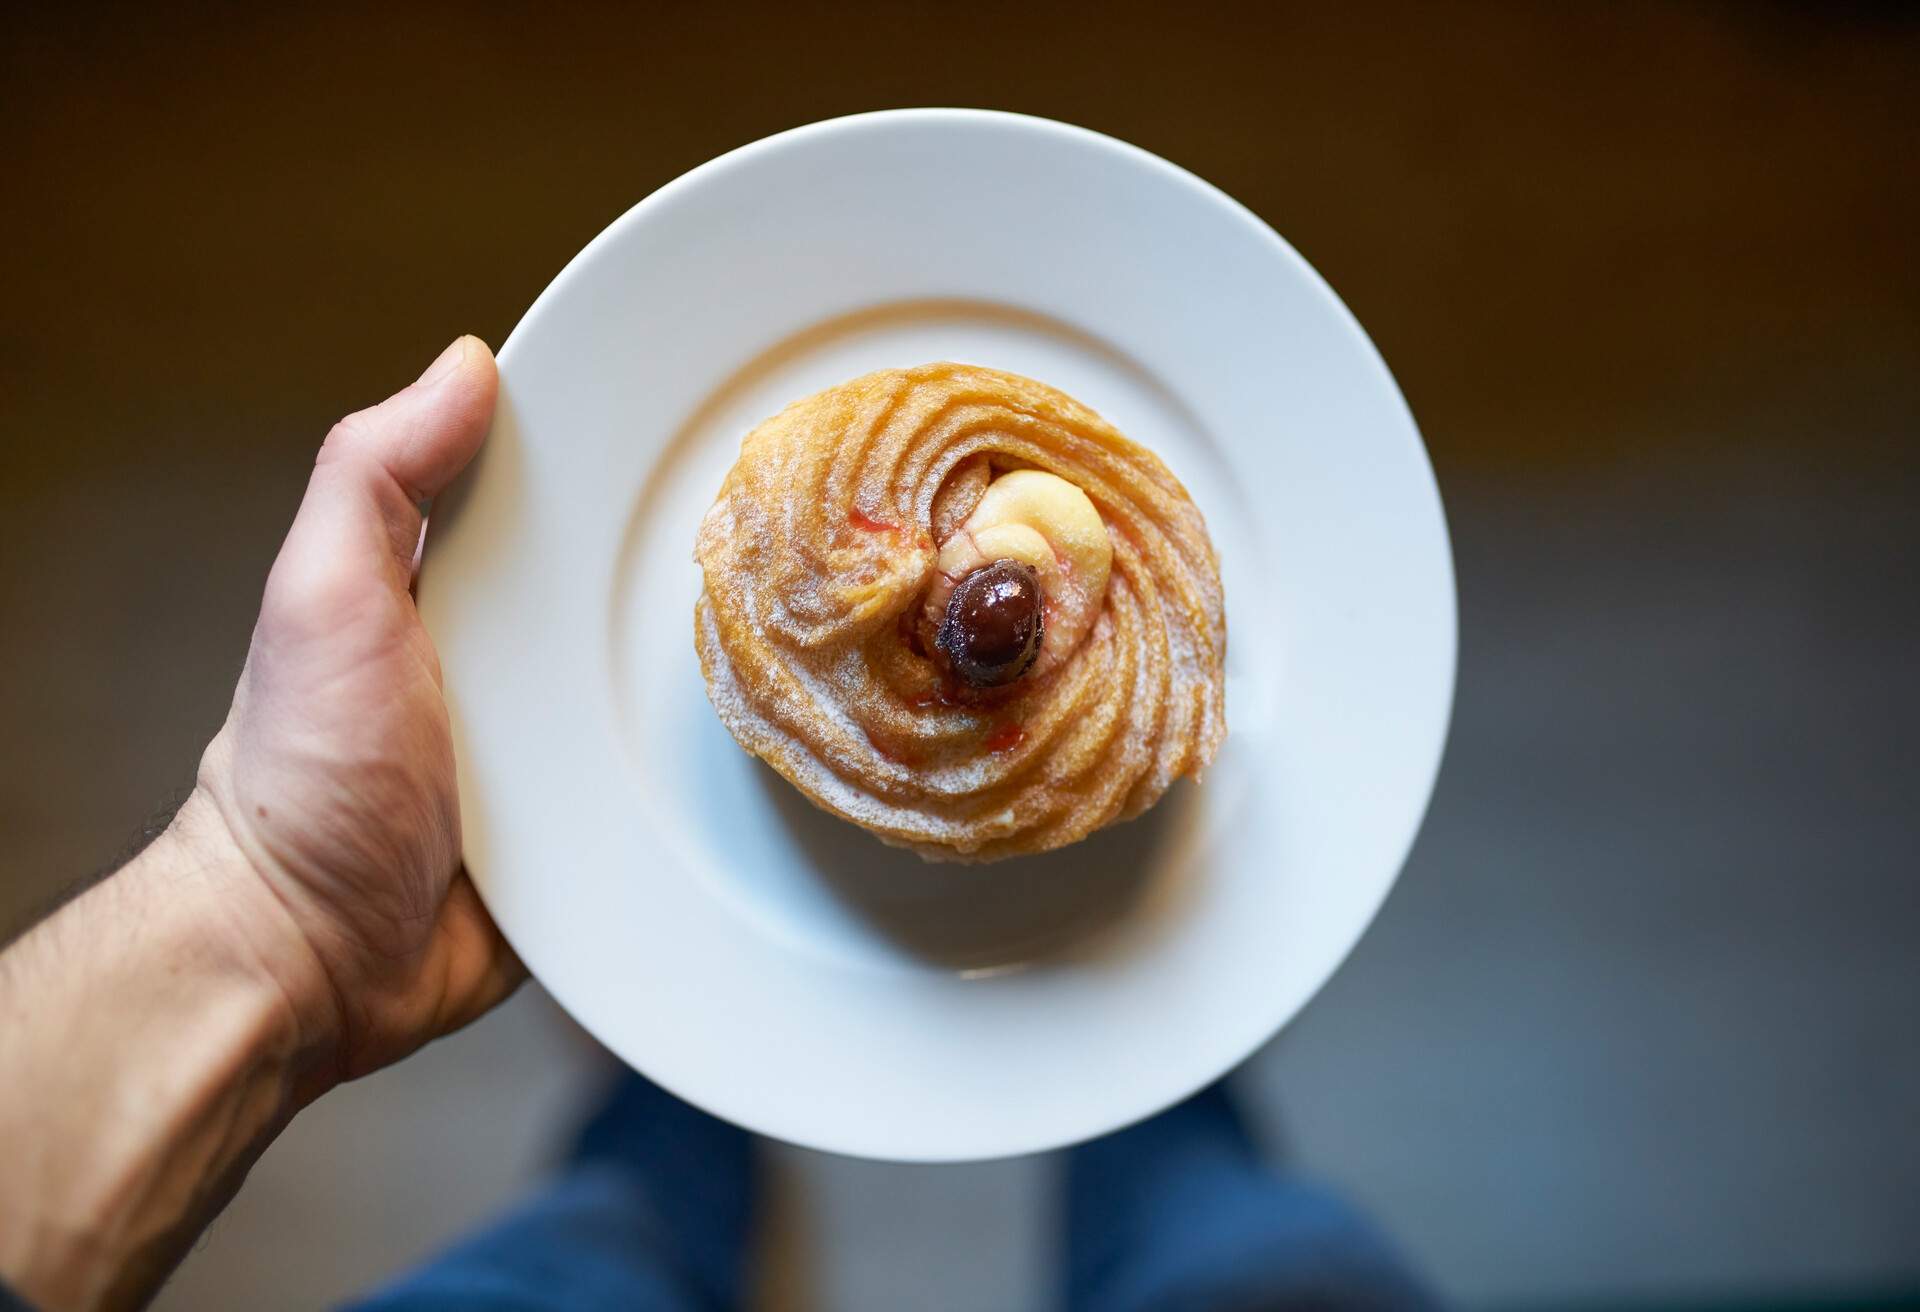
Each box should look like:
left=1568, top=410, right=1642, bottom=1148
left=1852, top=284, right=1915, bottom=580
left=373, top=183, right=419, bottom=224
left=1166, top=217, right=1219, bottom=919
left=428, top=870, right=528, bottom=1040
left=326, top=335, right=499, bottom=505
left=263, top=339, right=497, bottom=627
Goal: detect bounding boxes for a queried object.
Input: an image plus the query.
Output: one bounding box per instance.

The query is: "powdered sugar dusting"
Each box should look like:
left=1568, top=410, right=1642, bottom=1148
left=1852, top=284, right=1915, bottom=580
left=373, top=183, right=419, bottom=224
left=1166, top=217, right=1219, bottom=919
left=692, top=363, right=1226, bottom=861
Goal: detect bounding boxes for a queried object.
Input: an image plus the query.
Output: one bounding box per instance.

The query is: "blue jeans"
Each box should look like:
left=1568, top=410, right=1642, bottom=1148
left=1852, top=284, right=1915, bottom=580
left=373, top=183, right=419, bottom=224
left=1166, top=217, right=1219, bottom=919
left=347, top=1077, right=1438, bottom=1311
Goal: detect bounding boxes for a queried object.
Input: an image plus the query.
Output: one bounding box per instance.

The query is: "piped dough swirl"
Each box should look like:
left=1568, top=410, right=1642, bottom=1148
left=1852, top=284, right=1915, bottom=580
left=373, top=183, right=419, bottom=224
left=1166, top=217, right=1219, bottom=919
left=694, top=363, right=1226, bottom=862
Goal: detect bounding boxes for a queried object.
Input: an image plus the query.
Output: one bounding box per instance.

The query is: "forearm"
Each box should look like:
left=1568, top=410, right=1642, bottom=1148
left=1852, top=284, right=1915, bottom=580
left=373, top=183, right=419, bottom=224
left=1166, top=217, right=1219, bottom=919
left=0, top=794, right=338, bottom=1311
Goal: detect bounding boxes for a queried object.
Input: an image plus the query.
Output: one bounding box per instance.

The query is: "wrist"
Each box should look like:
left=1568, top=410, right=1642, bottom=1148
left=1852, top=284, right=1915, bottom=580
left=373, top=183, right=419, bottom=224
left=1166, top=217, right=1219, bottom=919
left=138, top=788, right=348, bottom=1101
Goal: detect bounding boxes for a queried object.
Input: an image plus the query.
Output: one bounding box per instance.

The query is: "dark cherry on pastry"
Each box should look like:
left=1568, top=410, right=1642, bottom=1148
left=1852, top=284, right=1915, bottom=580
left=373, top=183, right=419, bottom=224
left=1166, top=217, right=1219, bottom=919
left=935, top=559, right=1044, bottom=688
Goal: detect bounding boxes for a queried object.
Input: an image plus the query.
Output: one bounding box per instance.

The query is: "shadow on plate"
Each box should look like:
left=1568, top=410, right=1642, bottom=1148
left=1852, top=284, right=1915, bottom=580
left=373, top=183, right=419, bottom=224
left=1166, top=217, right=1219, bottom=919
left=755, top=762, right=1197, bottom=975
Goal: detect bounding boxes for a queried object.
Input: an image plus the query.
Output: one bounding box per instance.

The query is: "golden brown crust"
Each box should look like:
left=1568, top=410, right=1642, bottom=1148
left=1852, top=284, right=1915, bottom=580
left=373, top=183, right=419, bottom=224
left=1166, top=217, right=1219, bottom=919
left=693, top=363, right=1226, bottom=861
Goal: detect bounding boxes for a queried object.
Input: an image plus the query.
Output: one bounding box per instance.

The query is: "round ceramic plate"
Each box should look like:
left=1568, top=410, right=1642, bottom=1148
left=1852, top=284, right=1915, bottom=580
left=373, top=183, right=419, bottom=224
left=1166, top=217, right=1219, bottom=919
left=419, top=110, right=1454, bottom=1162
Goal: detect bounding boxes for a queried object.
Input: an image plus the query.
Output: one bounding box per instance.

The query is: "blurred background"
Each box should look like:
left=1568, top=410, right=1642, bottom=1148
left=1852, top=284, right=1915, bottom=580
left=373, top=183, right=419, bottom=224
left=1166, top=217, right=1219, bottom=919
left=4, top=2, right=1917, bottom=1307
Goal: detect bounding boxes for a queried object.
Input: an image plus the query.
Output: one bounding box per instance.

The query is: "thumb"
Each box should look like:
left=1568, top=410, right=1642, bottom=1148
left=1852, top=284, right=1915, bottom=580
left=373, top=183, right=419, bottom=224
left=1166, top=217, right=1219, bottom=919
left=263, top=339, right=498, bottom=628
left=327, top=335, right=499, bottom=506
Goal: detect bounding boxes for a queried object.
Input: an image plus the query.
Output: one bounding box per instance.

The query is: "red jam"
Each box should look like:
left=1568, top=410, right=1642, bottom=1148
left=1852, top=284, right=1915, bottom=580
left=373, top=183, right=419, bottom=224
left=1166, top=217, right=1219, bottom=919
left=865, top=729, right=913, bottom=766
left=848, top=506, right=899, bottom=534
left=985, top=722, right=1027, bottom=753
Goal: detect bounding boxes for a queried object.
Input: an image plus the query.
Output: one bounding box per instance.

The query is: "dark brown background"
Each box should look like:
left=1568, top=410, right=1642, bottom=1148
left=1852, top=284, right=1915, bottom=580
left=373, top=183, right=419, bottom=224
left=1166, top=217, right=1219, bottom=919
left=3, top=4, right=1917, bottom=1307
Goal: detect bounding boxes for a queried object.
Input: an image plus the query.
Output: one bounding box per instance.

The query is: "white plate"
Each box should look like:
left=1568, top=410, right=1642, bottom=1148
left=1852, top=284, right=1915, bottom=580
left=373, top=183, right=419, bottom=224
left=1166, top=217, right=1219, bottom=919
left=420, top=110, right=1455, bottom=1162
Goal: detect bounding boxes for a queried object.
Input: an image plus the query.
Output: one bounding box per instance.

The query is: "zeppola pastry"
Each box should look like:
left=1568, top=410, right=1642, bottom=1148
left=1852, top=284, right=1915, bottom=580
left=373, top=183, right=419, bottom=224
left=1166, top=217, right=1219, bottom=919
left=694, top=363, right=1226, bottom=861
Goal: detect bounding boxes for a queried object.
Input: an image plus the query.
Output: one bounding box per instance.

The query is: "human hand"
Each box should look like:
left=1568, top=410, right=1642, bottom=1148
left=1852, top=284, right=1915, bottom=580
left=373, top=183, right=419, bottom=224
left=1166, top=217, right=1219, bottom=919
left=0, top=339, right=526, bottom=1309
left=191, top=335, right=523, bottom=1085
